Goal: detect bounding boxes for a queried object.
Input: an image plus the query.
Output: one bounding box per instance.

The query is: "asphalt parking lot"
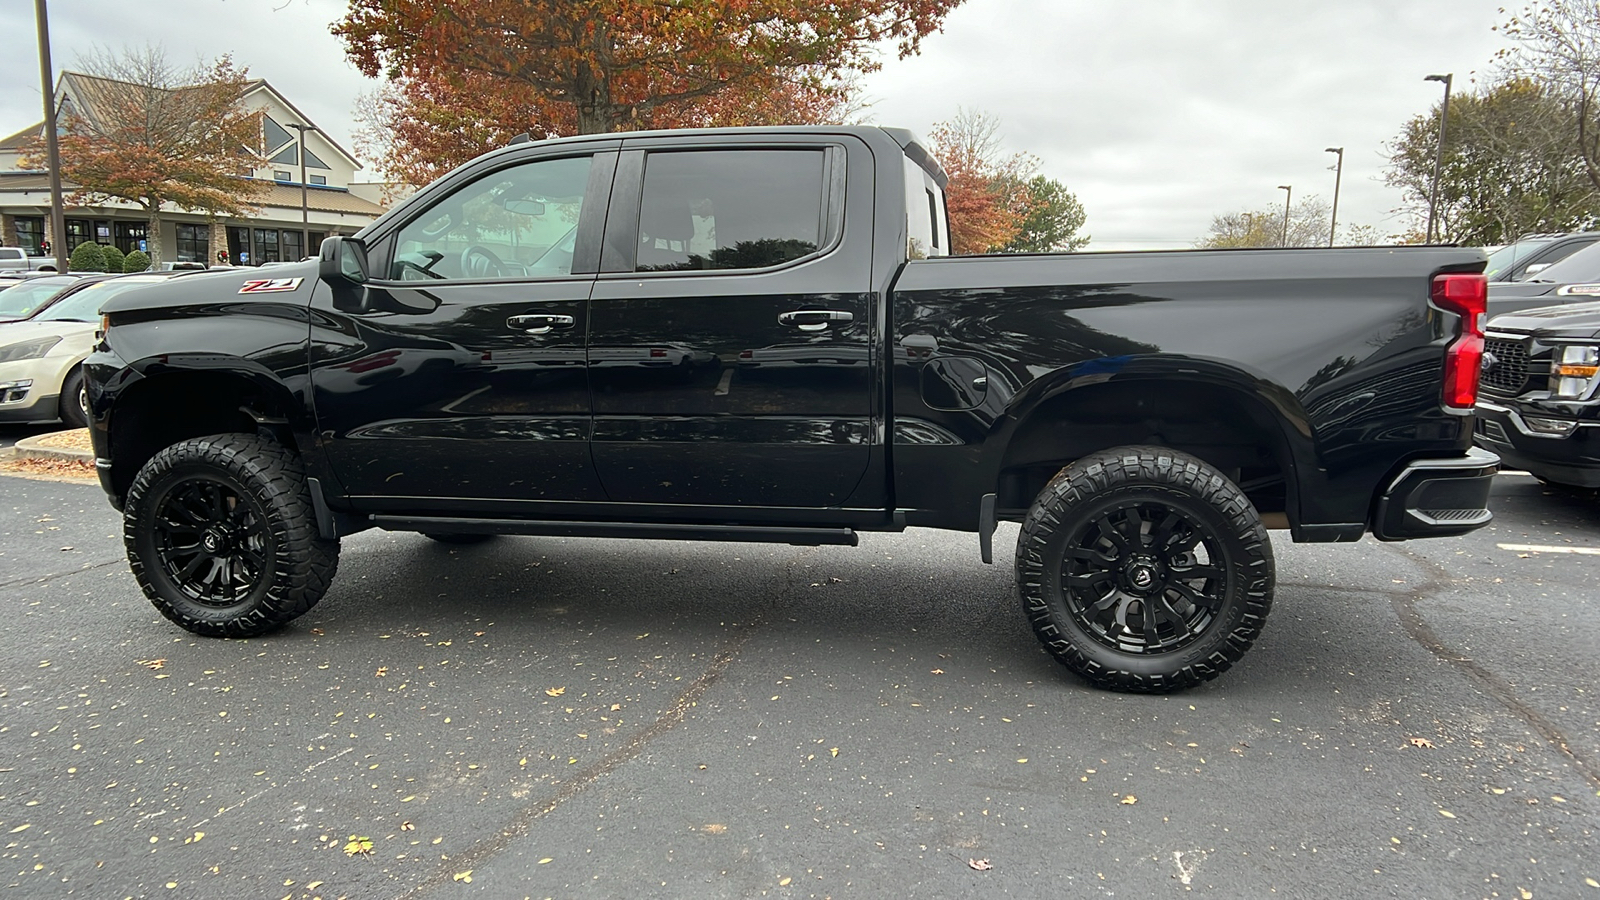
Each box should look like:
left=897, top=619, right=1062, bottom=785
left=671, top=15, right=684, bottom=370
left=1, top=470, right=1597, bottom=899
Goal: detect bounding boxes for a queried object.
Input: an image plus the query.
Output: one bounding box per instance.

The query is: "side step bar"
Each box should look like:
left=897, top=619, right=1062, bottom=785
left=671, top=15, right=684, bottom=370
left=371, top=516, right=859, bottom=547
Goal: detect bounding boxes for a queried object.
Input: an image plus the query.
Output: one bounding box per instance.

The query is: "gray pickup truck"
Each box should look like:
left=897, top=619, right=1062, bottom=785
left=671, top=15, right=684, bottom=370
left=0, top=247, right=58, bottom=273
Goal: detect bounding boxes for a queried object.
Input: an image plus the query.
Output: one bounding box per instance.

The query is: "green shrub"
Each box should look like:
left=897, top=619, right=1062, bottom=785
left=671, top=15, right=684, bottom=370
left=100, top=244, right=124, bottom=273
left=122, top=250, right=150, bottom=273
left=68, top=241, right=106, bottom=273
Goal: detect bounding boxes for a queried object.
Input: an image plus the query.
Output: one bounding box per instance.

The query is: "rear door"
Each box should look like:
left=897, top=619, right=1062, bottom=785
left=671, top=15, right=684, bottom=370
left=586, top=134, right=880, bottom=512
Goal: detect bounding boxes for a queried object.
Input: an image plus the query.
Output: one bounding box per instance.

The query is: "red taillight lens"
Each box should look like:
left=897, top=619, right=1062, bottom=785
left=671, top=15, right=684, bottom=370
left=649, top=348, right=667, bottom=358
left=1432, top=272, right=1487, bottom=411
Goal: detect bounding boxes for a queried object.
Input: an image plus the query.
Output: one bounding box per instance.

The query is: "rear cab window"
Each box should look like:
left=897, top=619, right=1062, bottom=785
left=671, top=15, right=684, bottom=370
left=905, top=153, right=949, bottom=260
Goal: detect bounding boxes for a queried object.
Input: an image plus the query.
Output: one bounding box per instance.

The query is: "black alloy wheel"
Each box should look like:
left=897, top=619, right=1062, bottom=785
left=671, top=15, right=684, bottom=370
left=1017, top=446, right=1275, bottom=693
left=151, top=476, right=269, bottom=607
left=1059, top=500, right=1226, bottom=656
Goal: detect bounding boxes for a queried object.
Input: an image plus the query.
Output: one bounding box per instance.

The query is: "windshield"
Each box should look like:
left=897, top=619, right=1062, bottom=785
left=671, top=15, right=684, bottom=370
left=31, top=277, right=169, bottom=322
left=1522, top=240, right=1600, bottom=284
left=1484, top=237, right=1556, bottom=281
left=0, top=277, right=77, bottom=318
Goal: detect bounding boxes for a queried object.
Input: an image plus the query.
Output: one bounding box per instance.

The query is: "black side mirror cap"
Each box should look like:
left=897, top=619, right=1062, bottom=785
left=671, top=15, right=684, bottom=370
left=319, top=236, right=369, bottom=285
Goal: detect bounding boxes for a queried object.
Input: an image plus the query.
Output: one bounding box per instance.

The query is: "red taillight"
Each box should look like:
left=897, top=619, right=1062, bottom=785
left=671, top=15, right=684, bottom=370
left=649, top=348, right=667, bottom=358
left=1432, top=272, right=1487, bottom=411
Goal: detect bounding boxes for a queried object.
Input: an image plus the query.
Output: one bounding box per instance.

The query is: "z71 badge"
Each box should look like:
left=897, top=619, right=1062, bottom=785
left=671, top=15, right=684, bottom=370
left=238, top=277, right=304, bottom=294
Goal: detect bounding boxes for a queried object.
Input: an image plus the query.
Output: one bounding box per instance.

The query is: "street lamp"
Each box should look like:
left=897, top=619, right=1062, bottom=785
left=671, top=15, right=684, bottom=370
left=1424, top=73, right=1452, bottom=244
left=285, top=122, right=313, bottom=260
left=1277, top=185, right=1292, bottom=247
left=33, top=0, right=65, bottom=273
left=1325, top=147, right=1344, bottom=248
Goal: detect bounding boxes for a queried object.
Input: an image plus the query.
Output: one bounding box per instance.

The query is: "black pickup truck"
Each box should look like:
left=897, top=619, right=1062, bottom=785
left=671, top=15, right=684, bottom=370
left=1476, top=301, right=1600, bottom=486
left=85, top=125, right=1498, bottom=692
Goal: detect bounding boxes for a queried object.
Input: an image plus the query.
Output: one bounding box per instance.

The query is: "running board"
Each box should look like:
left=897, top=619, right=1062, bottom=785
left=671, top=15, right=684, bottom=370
left=371, top=516, right=859, bottom=547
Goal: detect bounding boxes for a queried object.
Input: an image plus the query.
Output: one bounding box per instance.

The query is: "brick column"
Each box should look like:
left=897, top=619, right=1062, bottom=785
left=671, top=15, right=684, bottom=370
left=0, top=213, right=16, bottom=248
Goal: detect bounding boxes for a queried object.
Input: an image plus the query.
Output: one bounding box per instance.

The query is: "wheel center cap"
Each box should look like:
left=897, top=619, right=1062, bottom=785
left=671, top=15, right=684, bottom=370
left=202, top=529, right=228, bottom=553
left=1124, top=556, right=1161, bottom=593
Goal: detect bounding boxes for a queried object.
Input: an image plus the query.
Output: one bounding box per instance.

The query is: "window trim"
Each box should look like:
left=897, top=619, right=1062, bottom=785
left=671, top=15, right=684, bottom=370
left=597, top=142, right=848, bottom=279
left=364, top=149, right=617, bottom=287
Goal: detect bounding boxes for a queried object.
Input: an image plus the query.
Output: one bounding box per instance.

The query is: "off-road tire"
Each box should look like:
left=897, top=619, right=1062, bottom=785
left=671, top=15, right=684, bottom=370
left=58, top=367, right=87, bottom=429
left=1016, top=446, right=1274, bottom=693
left=124, top=434, right=339, bottom=637
left=422, top=532, right=497, bottom=545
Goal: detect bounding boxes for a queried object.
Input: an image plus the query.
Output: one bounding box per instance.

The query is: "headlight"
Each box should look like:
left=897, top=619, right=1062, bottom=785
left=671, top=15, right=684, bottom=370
left=1549, top=344, right=1600, bottom=400
left=0, top=336, right=62, bottom=363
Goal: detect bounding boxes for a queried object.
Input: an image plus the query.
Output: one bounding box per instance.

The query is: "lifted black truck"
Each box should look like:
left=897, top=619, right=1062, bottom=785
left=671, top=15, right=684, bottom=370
left=87, top=125, right=1498, bottom=692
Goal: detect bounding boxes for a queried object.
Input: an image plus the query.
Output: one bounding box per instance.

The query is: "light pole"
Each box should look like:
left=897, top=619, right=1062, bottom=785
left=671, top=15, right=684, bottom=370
left=1424, top=73, right=1452, bottom=244
left=33, top=0, right=65, bottom=273
left=285, top=122, right=312, bottom=260
left=1325, top=147, right=1344, bottom=247
left=1277, top=185, right=1292, bottom=246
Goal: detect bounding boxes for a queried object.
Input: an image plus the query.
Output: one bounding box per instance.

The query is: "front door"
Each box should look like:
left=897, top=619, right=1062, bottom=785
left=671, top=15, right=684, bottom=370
left=587, top=140, right=879, bottom=512
left=311, top=150, right=615, bottom=512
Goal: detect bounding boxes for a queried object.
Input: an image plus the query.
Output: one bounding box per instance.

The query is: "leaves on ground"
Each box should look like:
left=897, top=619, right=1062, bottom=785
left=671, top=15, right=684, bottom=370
left=375, top=666, right=388, bottom=677
left=452, top=870, right=473, bottom=883
left=1408, top=736, right=1434, bottom=748
left=342, top=835, right=374, bottom=856
left=701, top=824, right=727, bottom=834
left=136, top=659, right=167, bottom=670
left=968, top=858, right=992, bottom=871
left=1121, top=795, right=1138, bottom=805
left=545, top=687, right=566, bottom=697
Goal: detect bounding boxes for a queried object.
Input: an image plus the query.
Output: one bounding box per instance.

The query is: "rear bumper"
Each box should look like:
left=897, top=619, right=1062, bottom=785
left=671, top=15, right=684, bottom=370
left=1371, top=447, right=1499, bottom=540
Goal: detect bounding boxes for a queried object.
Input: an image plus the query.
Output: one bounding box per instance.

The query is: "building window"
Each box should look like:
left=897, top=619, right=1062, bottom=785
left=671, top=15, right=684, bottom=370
left=114, top=222, right=148, bottom=256
left=14, top=217, right=44, bottom=255
left=175, top=223, right=209, bottom=262
left=253, top=228, right=281, bottom=264
left=309, top=231, right=327, bottom=256
left=273, top=170, right=291, bottom=182
left=310, top=174, right=326, bottom=186
left=226, top=226, right=250, bottom=264
left=282, top=229, right=304, bottom=262
left=64, top=219, right=92, bottom=252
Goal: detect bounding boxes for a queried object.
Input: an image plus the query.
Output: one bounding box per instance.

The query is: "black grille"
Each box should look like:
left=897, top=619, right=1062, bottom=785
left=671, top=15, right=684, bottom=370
left=1482, top=337, right=1533, bottom=395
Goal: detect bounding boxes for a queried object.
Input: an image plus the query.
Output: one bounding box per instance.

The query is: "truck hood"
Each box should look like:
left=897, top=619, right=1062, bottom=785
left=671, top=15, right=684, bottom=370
left=98, top=261, right=318, bottom=315
left=1485, top=300, right=1600, bottom=340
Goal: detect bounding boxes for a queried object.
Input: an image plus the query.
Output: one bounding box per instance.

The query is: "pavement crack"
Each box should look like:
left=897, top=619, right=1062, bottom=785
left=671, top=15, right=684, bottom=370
left=0, top=557, right=125, bottom=591
left=402, top=545, right=820, bottom=899
left=1382, top=543, right=1600, bottom=791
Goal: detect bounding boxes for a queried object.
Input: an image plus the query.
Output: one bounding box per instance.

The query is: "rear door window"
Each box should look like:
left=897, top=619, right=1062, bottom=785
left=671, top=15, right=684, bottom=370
left=633, top=149, right=827, bottom=272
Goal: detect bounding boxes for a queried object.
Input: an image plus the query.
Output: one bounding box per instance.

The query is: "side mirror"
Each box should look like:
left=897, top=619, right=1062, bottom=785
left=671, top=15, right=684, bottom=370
left=1521, top=262, right=1552, bottom=279
left=320, top=236, right=369, bottom=285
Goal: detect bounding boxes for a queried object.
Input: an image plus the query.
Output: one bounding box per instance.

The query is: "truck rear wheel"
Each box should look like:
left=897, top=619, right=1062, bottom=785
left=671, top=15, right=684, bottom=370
left=124, top=434, right=339, bottom=637
left=1016, top=446, right=1274, bottom=693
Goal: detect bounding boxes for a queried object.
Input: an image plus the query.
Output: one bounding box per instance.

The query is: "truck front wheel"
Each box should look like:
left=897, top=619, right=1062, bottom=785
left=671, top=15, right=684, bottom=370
left=1016, top=446, right=1274, bottom=693
left=124, top=434, right=339, bottom=637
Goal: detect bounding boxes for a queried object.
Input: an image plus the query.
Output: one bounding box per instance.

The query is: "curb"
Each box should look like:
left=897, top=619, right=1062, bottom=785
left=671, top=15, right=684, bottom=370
left=13, top=430, right=94, bottom=464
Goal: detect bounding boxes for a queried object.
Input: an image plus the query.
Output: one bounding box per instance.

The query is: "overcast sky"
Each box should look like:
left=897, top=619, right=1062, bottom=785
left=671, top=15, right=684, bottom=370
left=0, top=0, right=1513, bottom=250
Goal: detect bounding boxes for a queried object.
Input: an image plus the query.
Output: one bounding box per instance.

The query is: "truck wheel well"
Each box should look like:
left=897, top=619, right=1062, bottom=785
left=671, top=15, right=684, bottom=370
left=997, top=380, right=1294, bottom=519
left=108, top=372, right=295, bottom=500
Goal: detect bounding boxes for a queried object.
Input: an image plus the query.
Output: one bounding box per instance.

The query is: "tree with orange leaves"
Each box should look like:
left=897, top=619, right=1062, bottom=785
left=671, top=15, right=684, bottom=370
left=335, top=0, right=961, bottom=136
left=930, top=110, right=1040, bottom=255
left=22, top=48, right=266, bottom=267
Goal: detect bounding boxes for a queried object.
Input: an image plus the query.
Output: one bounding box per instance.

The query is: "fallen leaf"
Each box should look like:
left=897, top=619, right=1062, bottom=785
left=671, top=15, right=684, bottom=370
left=375, top=667, right=388, bottom=677
left=830, top=747, right=839, bottom=758
left=1121, top=795, right=1138, bottom=805
left=307, top=882, right=323, bottom=890
left=1585, top=877, right=1599, bottom=887
left=310, top=628, right=324, bottom=635
left=930, top=668, right=945, bottom=675
left=1519, top=889, right=1532, bottom=899
left=9, top=824, right=30, bottom=833
left=545, top=687, right=566, bottom=697
left=1408, top=737, right=1434, bottom=749
left=400, top=821, right=414, bottom=831
left=1439, top=809, right=1456, bottom=819
left=452, top=870, right=473, bottom=883
left=702, top=824, right=727, bottom=834
left=1016, top=758, right=1028, bottom=764
left=343, top=835, right=374, bottom=856
left=538, top=858, right=553, bottom=865
left=1490, top=786, right=1507, bottom=794
left=136, top=659, right=166, bottom=670
left=779, top=876, right=792, bottom=886
left=969, top=858, right=993, bottom=871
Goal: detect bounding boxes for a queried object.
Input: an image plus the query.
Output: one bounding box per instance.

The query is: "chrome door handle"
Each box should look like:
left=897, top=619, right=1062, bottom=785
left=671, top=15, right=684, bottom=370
left=778, top=309, right=854, bottom=332
left=507, top=314, right=576, bottom=335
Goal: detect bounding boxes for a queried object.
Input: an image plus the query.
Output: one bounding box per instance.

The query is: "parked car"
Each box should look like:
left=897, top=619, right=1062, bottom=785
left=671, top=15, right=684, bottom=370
left=1485, top=232, right=1600, bottom=283
left=1487, top=240, right=1600, bottom=319
left=0, top=246, right=59, bottom=273
left=0, top=274, right=184, bottom=427
left=0, top=274, right=87, bottom=323
left=85, top=125, right=1497, bottom=693
left=1476, top=300, right=1600, bottom=487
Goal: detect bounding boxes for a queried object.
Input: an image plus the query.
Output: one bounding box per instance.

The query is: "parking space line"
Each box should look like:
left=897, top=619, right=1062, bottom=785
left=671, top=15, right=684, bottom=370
left=1497, top=543, right=1600, bottom=556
